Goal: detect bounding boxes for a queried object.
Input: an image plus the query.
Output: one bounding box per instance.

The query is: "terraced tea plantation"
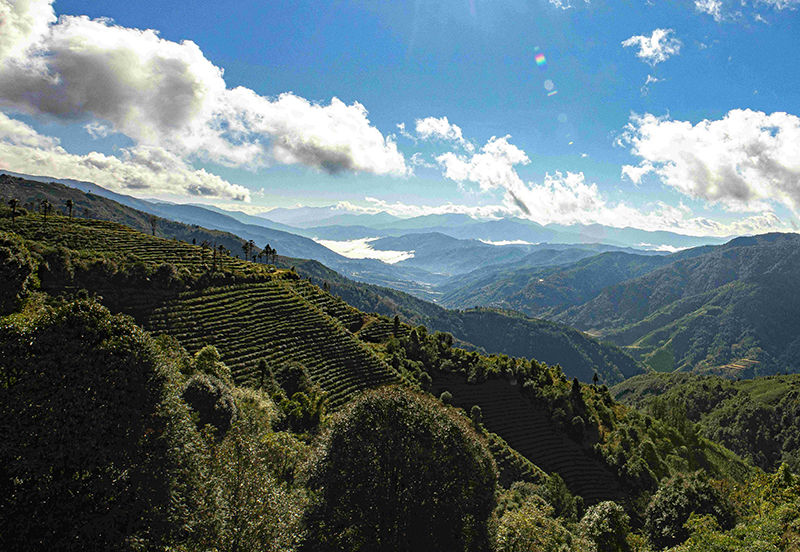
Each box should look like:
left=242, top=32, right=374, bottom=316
left=1, top=215, right=258, bottom=275
left=432, top=374, right=623, bottom=503
left=147, top=280, right=402, bottom=408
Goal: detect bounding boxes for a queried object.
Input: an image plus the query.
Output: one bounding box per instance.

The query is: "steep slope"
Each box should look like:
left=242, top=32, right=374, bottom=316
left=294, top=263, right=645, bottom=385
left=556, top=233, right=800, bottom=376
left=147, top=280, right=400, bottom=408
left=2, top=175, right=641, bottom=385
left=613, top=372, right=800, bottom=472
left=439, top=251, right=678, bottom=316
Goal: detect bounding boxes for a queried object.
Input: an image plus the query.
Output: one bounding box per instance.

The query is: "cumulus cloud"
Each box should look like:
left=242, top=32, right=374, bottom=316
left=695, top=0, right=725, bottom=21
left=0, top=0, right=55, bottom=62
left=0, top=0, right=407, bottom=180
left=415, top=116, right=473, bottom=151
left=0, top=112, right=250, bottom=201
left=619, top=109, right=800, bottom=212
left=431, top=135, right=793, bottom=236
left=335, top=198, right=507, bottom=219
left=436, top=135, right=530, bottom=195
left=622, top=29, right=682, bottom=67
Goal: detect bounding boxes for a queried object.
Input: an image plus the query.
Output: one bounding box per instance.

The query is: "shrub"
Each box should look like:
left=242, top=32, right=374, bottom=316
left=0, top=232, right=37, bottom=314
left=496, top=496, right=593, bottom=552
left=194, top=344, right=232, bottom=383
left=181, top=374, right=237, bottom=440
left=0, top=299, right=196, bottom=551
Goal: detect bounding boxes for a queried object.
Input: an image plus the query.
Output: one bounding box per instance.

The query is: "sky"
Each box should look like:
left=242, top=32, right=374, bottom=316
left=1, top=0, right=800, bottom=237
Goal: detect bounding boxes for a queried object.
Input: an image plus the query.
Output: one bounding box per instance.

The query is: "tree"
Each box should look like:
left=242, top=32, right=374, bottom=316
left=0, top=299, right=197, bottom=551
left=496, top=497, right=593, bottom=552
left=264, top=244, right=272, bottom=265
left=148, top=214, right=158, bottom=236
left=40, top=198, right=51, bottom=223
left=579, top=501, right=630, bottom=552
left=65, top=198, right=74, bottom=222
left=644, top=471, right=736, bottom=550
left=8, top=198, right=19, bottom=225
left=242, top=242, right=249, bottom=262
left=303, top=387, right=498, bottom=552
left=218, top=244, right=227, bottom=270
left=200, top=240, right=211, bottom=267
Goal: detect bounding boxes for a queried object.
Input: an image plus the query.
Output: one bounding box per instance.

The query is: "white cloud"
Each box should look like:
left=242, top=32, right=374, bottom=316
left=0, top=0, right=55, bottom=62
left=415, top=116, right=473, bottom=151
left=620, top=110, right=800, bottom=213
left=479, top=239, right=537, bottom=246
left=694, top=0, right=799, bottom=22
left=0, top=0, right=407, bottom=180
left=436, top=136, right=530, bottom=198
left=695, top=0, right=725, bottom=21
left=313, top=237, right=414, bottom=264
left=0, top=112, right=250, bottom=201
left=640, top=74, right=663, bottom=96
left=622, top=29, right=682, bottom=67
left=335, top=198, right=507, bottom=219
left=547, top=0, right=590, bottom=9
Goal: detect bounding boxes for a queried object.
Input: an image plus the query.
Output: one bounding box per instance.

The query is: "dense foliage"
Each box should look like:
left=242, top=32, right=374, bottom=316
left=614, top=372, right=800, bottom=473
left=0, top=299, right=193, bottom=550
left=5, top=179, right=800, bottom=552
left=302, top=387, right=498, bottom=552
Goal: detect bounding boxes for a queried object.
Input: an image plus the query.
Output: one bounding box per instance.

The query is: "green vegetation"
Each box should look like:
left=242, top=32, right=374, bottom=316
left=557, top=233, right=800, bottom=376
left=5, top=177, right=800, bottom=551
left=302, top=387, right=498, bottom=551
left=614, top=372, right=800, bottom=473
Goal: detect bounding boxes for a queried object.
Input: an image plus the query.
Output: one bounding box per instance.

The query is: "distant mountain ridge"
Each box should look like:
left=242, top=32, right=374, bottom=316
left=554, top=233, right=800, bottom=376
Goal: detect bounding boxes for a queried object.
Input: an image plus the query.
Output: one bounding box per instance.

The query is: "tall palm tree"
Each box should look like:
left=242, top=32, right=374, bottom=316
left=264, top=244, right=272, bottom=265
left=65, top=199, right=74, bottom=222
left=248, top=240, right=255, bottom=262
left=40, top=199, right=51, bottom=224
left=8, top=199, right=19, bottom=226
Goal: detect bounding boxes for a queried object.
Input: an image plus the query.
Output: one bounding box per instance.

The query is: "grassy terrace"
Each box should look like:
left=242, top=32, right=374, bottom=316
left=1, top=214, right=261, bottom=276
left=432, top=374, right=623, bottom=504
left=147, top=280, right=402, bottom=409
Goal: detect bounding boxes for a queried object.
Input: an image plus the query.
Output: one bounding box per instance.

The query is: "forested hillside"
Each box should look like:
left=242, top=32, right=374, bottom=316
left=556, top=233, right=800, bottom=376
left=2, top=200, right=799, bottom=551
left=0, top=174, right=641, bottom=385
left=439, top=250, right=698, bottom=317
left=613, top=372, right=800, bottom=473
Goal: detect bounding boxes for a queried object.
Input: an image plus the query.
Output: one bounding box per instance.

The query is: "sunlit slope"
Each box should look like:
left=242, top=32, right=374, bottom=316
left=147, top=280, right=401, bottom=408
left=555, top=233, right=800, bottom=376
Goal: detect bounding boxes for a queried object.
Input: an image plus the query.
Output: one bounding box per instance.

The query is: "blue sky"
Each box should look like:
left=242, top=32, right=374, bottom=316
left=1, top=0, right=799, bottom=236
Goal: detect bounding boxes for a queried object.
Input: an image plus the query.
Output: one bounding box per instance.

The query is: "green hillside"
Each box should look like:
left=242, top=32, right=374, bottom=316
left=1, top=175, right=642, bottom=385
left=439, top=251, right=680, bottom=317
left=613, top=372, right=800, bottom=473
left=555, top=234, right=800, bottom=376
left=6, top=196, right=795, bottom=552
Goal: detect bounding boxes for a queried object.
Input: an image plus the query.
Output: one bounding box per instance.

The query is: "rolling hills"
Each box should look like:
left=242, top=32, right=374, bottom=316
left=555, top=233, right=800, bottom=376
left=0, top=174, right=642, bottom=385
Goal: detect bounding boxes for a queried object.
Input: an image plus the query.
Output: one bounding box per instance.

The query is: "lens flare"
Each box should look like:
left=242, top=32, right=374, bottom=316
left=535, top=53, right=547, bottom=69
